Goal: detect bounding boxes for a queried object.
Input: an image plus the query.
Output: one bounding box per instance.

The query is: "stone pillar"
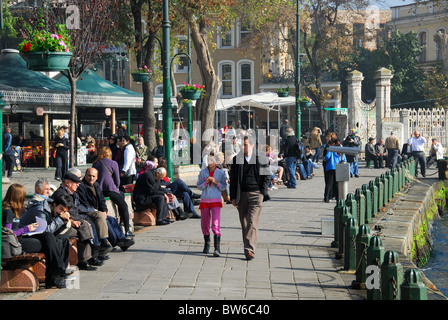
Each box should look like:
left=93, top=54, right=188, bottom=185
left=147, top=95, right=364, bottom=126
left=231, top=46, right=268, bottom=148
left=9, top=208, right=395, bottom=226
left=375, top=67, right=393, bottom=141
left=346, top=70, right=364, bottom=131
left=399, top=110, right=409, bottom=143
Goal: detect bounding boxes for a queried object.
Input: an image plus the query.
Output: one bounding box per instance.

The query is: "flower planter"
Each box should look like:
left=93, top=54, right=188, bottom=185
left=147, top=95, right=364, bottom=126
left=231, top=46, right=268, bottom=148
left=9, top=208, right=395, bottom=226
left=277, top=91, right=289, bottom=97
left=131, top=72, right=151, bottom=83
left=300, top=101, right=311, bottom=108
left=180, top=90, right=201, bottom=100
left=21, top=51, right=72, bottom=71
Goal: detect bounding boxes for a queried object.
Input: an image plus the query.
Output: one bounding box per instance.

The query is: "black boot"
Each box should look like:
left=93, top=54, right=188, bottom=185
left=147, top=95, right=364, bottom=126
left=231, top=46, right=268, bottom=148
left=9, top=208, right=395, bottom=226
left=178, top=207, right=192, bottom=220
left=213, top=234, right=221, bottom=257
left=203, top=235, right=210, bottom=254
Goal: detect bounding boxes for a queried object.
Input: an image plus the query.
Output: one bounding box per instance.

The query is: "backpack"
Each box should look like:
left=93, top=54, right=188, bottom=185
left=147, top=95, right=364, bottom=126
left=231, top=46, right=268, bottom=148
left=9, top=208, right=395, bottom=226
left=1, top=226, right=23, bottom=259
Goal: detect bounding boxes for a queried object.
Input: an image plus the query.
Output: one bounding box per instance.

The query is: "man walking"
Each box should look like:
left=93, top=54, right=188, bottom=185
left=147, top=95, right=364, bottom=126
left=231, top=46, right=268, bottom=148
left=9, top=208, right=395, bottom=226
left=230, top=135, right=270, bottom=261
left=385, top=131, right=400, bottom=169
left=3, top=126, right=15, bottom=179
left=408, top=130, right=427, bottom=177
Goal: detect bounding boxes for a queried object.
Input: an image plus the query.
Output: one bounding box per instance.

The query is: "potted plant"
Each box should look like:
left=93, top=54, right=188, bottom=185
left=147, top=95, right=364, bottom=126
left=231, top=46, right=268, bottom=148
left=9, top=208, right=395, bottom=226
left=18, top=24, right=73, bottom=71
left=180, top=82, right=205, bottom=100
left=182, top=99, right=192, bottom=108
left=298, top=96, right=312, bottom=108
left=277, top=87, right=290, bottom=97
left=131, top=65, right=153, bottom=83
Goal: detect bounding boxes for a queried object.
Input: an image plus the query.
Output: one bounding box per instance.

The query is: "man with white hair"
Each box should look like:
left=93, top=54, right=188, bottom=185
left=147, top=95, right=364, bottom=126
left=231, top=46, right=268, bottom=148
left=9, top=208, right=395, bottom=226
left=133, top=165, right=174, bottom=225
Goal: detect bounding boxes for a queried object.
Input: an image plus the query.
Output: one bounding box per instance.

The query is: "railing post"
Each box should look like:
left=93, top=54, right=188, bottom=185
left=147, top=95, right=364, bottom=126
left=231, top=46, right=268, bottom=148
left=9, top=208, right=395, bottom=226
left=352, top=224, right=371, bottom=289
left=343, top=217, right=358, bottom=272
left=355, top=188, right=365, bottom=226
left=345, top=193, right=357, bottom=224
left=332, top=199, right=345, bottom=248
left=381, top=250, right=404, bottom=300
left=336, top=206, right=352, bottom=260
left=369, top=180, right=378, bottom=218
left=400, top=268, right=427, bottom=300
left=366, top=235, right=385, bottom=300
left=375, top=176, right=384, bottom=210
left=362, top=184, right=373, bottom=224
left=382, top=173, right=389, bottom=205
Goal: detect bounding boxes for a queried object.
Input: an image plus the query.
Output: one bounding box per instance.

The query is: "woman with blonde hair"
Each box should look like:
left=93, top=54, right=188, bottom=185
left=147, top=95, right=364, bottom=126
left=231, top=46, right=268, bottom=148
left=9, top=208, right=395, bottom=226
left=92, top=146, right=133, bottom=238
left=309, top=127, right=323, bottom=163
left=2, top=183, right=71, bottom=288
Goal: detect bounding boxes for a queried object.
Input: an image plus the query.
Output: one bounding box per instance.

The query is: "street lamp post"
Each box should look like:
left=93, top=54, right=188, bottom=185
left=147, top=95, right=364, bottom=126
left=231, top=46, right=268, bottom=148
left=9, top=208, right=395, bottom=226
left=295, top=0, right=301, bottom=139
left=162, top=0, right=173, bottom=178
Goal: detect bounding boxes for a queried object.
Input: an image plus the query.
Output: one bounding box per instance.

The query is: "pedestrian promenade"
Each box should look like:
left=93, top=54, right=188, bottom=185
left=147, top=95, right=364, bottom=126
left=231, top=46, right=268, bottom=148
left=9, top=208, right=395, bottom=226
left=1, top=162, right=405, bottom=301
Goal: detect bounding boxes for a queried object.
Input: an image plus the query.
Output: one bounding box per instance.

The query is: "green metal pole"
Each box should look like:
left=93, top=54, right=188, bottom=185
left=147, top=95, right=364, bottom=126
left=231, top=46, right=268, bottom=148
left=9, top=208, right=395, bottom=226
left=0, top=92, right=6, bottom=273
left=162, top=0, right=173, bottom=179
left=295, top=0, right=301, bottom=138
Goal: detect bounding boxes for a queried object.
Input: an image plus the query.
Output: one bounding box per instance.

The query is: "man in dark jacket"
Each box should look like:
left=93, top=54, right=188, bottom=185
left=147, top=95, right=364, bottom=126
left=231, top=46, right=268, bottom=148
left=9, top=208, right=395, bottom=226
left=77, top=168, right=135, bottom=252
left=133, top=167, right=174, bottom=225
left=230, top=135, right=270, bottom=261
left=2, top=126, right=15, bottom=179
left=283, top=127, right=300, bottom=188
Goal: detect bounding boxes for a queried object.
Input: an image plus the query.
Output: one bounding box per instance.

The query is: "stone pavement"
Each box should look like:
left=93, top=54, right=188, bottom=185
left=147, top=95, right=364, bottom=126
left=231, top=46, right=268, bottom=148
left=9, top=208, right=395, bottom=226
left=2, top=161, right=410, bottom=301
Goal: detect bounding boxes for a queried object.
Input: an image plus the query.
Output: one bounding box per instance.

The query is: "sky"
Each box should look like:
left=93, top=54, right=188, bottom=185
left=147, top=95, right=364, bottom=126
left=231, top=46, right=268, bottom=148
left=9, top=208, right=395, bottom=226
left=373, top=0, right=417, bottom=9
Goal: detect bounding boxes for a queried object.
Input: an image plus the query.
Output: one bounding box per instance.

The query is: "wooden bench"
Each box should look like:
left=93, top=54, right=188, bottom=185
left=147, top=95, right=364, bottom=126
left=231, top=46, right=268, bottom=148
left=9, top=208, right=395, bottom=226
left=1, top=239, right=78, bottom=293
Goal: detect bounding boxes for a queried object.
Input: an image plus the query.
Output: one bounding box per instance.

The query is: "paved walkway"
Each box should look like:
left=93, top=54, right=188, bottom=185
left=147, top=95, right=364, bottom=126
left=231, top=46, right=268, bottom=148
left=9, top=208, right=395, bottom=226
left=2, top=161, right=410, bottom=301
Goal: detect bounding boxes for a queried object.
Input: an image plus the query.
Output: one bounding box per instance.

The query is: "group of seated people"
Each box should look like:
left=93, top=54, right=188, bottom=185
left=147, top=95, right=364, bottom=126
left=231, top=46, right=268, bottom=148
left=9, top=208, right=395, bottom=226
left=2, top=168, right=135, bottom=289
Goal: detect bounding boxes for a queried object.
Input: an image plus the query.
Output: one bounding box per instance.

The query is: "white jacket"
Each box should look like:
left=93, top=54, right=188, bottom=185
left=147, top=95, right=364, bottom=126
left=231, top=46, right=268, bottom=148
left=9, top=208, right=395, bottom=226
left=122, top=143, right=136, bottom=176
left=430, top=142, right=444, bottom=160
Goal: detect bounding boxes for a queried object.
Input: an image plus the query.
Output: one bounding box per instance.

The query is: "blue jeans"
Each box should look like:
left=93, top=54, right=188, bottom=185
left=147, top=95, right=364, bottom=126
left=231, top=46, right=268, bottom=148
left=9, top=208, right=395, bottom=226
left=269, top=172, right=276, bottom=188
left=349, top=161, right=359, bottom=176
left=312, top=147, right=321, bottom=163
left=167, top=179, right=197, bottom=214
left=285, top=157, right=297, bottom=187
left=387, top=149, right=399, bottom=169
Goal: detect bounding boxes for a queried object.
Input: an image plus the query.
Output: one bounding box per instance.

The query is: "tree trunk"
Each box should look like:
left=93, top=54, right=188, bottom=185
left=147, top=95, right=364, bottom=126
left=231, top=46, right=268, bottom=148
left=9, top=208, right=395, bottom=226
left=142, top=80, right=157, bottom=151
left=187, top=15, right=221, bottom=149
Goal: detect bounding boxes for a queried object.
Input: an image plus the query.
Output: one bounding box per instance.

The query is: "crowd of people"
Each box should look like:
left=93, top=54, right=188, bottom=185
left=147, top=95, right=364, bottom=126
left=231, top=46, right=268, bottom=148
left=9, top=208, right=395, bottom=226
left=2, top=124, right=443, bottom=290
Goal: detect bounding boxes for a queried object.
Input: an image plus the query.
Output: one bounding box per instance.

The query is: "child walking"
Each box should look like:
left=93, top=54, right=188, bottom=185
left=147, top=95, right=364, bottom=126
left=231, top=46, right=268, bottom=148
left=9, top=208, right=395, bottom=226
left=197, top=155, right=227, bottom=256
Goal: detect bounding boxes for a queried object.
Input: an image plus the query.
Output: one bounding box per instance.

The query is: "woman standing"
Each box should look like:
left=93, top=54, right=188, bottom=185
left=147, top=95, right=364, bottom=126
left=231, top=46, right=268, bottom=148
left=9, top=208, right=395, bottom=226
left=309, top=127, right=323, bottom=163
left=93, top=146, right=133, bottom=238
left=323, top=137, right=345, bottom=203
left=197, top=155, right=227, bottom=257
left=2, top=183, right=71, bottom=288
left=54, top=129, right=69, bottom=181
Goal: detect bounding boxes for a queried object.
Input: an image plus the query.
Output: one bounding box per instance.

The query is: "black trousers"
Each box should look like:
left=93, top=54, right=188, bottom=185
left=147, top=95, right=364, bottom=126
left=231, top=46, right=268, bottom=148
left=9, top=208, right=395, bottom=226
left=2, top=153, right=14, bottom=177
left=103, top=191, right=130, bottom=232
left=55, top=153, right=68, bottom=179
left=412, top=151, right=426, bottom=177
left=19, top=232, right=70, bottom=284
left=324, top=169, right=338, bottom=202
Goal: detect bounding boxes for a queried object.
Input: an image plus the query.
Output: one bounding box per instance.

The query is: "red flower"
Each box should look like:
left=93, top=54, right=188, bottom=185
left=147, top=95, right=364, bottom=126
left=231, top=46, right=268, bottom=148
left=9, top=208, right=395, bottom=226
left=23, top=42, right=32, bottom=52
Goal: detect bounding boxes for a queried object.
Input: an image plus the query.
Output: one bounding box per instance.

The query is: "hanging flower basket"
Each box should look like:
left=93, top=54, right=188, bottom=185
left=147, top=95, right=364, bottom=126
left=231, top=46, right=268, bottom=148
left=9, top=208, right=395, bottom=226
left=298, top=96, right=312, bottom=108
left=131, top=65, right=153, bottom=83
left=131, top=72, right=151, bottom=83
left=180, top=90, right=201, bottom=100
left=180, top=83, right=204, bottom=100
left=300, top=101, right=311, bottom=108
left=277, top=87, right=290, bottom=97
left=21, top=51, right=72, bottom=71
left=182, top=99, right=193, bottom=109
left=18, top=23, right=73, bottom=72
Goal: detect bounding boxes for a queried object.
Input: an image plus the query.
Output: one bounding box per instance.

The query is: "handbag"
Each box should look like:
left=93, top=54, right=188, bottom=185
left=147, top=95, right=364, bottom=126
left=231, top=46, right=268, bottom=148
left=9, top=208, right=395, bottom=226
left=1, top=226, right=23, bottom=259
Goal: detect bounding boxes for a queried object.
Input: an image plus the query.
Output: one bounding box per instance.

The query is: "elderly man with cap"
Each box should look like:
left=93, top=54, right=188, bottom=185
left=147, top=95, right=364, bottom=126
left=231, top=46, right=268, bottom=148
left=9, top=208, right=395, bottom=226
left=51, top=171, right=101, bottom=270
left=343, top=129, right=361, bottom=177
left=365, top=137, right=379, bottom=168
